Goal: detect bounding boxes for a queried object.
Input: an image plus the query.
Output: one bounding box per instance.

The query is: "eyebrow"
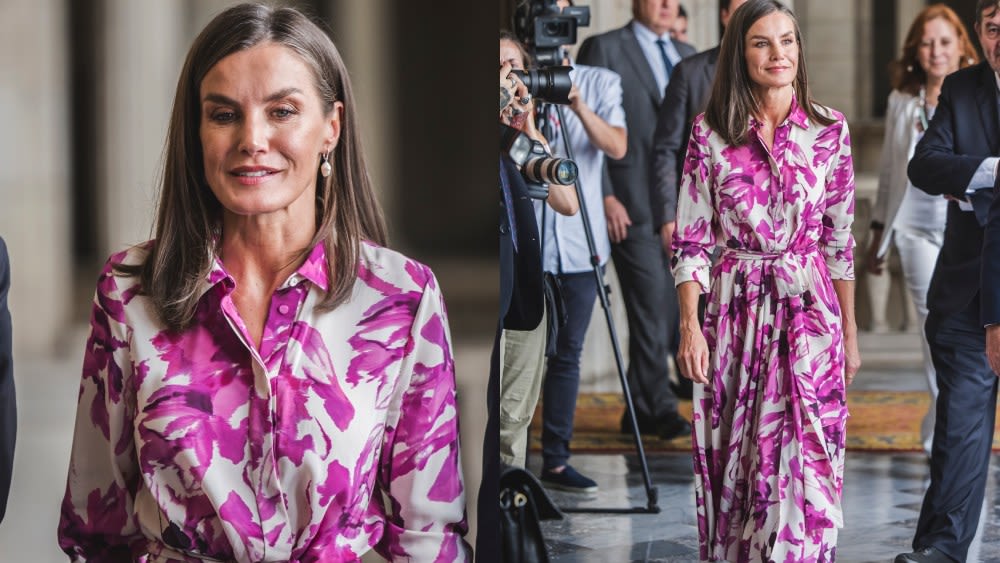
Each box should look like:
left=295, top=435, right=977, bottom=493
left=202, top=87, right=304, bottom=105
left=748, top=31, right=795, bottom=41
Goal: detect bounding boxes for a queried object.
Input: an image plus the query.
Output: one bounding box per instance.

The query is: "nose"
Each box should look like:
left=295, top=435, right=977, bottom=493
left=238, top=112, right=268, bottom=155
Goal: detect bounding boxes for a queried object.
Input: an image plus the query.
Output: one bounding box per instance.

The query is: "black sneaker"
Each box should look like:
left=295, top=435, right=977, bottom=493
left=541, top=465, right=598, bottom=493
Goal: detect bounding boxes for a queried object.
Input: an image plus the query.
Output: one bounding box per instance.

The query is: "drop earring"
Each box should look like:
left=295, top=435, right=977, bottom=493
left=320, top=151, right=332, bottom=178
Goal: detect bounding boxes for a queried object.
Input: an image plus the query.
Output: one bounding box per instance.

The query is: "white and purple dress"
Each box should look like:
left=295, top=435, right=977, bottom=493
left=58, top=241, right=472, bottom=562
left=672, top=98, right=855, bottom=562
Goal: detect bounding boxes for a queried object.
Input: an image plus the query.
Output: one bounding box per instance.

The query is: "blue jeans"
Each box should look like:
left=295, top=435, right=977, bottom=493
left=542, top=270, right=600, bottom=470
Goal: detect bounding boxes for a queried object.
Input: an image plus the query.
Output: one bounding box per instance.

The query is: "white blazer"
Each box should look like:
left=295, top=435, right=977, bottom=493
left=872, top=89, right=929, bottom=258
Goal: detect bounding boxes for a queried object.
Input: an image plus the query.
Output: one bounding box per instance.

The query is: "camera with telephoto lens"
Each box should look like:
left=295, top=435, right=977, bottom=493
left=501, top=123, right=578, bottom=200
left=512, top=0, right=589, bottom=105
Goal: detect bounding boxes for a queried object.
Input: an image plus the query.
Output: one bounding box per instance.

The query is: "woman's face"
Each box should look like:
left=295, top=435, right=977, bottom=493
left=199, top=42, right=341, bottom=222
left=918, top=17, right=962, bottom=82
left=500, top=39, right=525, bottom=70
left=744, top=12, right=799, bottom=93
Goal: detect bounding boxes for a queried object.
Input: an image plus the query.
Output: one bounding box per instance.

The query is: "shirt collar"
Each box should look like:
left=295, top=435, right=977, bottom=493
left=749, top=92, right=809, bottom=130
left=201, top=240, right=330, bottom=297
left=631, top=19, right=671, bottom=44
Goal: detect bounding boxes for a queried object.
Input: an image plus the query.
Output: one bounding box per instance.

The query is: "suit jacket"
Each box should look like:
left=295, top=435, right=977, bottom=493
left=0, top=236, right=14, bottom=523
left=650, top=45, right=719, bottom=226
left=499, top=154, right=544, bottom=331
left=577, top=22, right=696, bottom=231
left=908, top=62, right=998, bottom=319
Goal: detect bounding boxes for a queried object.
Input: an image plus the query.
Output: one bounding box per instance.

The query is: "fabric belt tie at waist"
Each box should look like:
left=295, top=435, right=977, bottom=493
left=722, top=247, right=816, bottom=298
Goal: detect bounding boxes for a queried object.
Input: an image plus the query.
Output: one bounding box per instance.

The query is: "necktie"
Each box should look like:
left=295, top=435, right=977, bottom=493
left=655, top=38, right=673, bottom=79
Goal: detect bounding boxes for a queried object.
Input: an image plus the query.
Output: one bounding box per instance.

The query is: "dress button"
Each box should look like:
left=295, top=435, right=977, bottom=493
left=278, top=304, right=290, bottom=315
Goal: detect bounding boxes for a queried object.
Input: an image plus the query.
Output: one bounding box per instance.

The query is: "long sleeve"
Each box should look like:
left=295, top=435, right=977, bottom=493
left=58, top=259, right=142, bottom=562
left=872, top=91, right=907, bottom=227
left=670, top=116, right=716, bottom=293
left=651, top=57, right=692, bottom=228
left=820, top=118, right=856, bottom=280
left=0, top=237, right=14, bottom=524
left=983, top=173, right=1000, bottom=325
left=908, top=73, right=986, bottom=198
left=375, top=267, right=472, bottom=562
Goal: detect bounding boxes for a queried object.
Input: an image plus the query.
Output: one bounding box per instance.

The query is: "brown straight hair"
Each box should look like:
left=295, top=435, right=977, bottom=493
left=117, top=3, right=387, bottom=332
left=704, top=0, right=834, bottom=146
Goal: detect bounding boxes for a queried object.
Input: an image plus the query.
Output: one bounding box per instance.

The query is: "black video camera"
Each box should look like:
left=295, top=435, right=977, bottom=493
left=513, top=0, right=590, bottom=66
left=512, top=0, right=589, bottom=105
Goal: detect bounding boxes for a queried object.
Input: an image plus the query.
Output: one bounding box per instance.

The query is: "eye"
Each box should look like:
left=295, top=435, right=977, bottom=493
left=272, top=106, right=297, bottom=119
left=210, top=110, right=237, bottom=123
left=754, top=40, right=767, bottom=48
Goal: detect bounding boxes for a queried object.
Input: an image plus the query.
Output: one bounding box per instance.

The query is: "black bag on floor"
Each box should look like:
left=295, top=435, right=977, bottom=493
left=499, top=465, right=563, bottom=563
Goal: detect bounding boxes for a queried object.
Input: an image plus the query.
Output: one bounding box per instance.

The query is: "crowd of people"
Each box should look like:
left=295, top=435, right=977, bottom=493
left=501, top=0, right=1000, bottom=561
left=4, top=0, right=1000, bottom=561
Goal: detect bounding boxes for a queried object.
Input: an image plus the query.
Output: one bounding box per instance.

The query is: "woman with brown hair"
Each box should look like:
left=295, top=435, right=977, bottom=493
left=57, top=4, right=472, bottom=561
left=865, top=3, right=979, bottom=457
left=672, top=0, right=859, bottom=559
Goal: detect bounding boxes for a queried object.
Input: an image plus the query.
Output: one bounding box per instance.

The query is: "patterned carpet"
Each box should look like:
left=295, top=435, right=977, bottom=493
left=528, top=391, right=1000, bottom=453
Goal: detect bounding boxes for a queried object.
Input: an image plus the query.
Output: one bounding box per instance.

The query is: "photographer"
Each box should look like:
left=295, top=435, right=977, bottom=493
left=525, top=4, right=629, bottom=496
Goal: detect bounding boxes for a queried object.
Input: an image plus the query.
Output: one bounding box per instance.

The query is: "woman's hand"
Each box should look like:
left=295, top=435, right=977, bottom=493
left=865, top=228, right=885, bottom=275
left=677, top=321, right=710, bottom=385
left=843, top=327, right=861, bottom=387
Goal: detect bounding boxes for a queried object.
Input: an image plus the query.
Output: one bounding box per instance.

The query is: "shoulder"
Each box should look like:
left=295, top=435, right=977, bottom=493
left=809, top=103, right=846, bottom=124
left=104, top=240, right=153, bottom=271
left=359, top=241, right=438, bottom=295
left=574, top=64, right=622, bottom=87
left=885, top=89, right=917, bottom=115
left=677, top=47, right=716, bottom=70
left=944, top=62, right=988, bottom=87
left=672, top=39, right=696, bottom=56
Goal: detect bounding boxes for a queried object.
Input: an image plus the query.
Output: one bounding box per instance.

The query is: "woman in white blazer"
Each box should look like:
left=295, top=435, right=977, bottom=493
left=866, top=3, right=979, bottom=455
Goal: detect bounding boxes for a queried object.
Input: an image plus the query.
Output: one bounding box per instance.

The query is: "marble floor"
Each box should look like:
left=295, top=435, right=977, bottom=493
left=528, top=332, right=1000, bottom=562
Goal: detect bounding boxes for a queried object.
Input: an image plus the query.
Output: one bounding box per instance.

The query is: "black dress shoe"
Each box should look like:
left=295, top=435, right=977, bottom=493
left=655, top=411, right=692, bottom=441
left=619, top=411, right=656, bottom=435
left=894, top=546, right=954, bottom=563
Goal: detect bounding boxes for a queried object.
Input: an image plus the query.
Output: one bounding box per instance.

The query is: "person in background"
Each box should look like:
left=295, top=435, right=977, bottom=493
left=57, top=4, right=472, bottom=560
left=518, top=0, right=628, bottom=494
left=497, top=32, right=578, bottom=477
left=577, top=0, right=695, bottom=443
left=898, top=0, right=1000, bottom=561
left=672, top=0, right=859, bottom=559
left=671, top=4, right=690, bottom=44
left=651, top=0, right=749, bottom=401
left=866, top=3, right=979, bottom=458
left=0, top=236, right=14, bottom=525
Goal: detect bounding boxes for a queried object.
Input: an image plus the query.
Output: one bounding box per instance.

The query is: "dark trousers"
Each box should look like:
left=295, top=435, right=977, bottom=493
left=610, top=227, right=678, bottom=421
left=914, top=297, right=997, bottom=562
left=542, top=271, right=599, bottom=470
left=477, top=324, right=502, bottom=561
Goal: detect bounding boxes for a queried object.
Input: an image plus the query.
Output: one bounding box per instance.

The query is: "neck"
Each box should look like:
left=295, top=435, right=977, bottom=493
left=219, top=213, right=316, bottom=294
left=752, top=85, right=794, bottom=125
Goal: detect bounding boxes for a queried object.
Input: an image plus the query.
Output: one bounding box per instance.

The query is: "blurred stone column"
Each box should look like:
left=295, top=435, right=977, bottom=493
left=97, top=1, right=184, bottom=258
left=0, top=0, right=71, bottom=355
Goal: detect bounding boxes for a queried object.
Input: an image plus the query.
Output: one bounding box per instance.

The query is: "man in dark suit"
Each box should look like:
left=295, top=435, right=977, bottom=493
left=896, top=3, right=1000, bottom=562
left=0, top=236, right=14, bottom=524
left=576, top=0, right=695, bottom=439
left=650, top=0, right=747, bottom=400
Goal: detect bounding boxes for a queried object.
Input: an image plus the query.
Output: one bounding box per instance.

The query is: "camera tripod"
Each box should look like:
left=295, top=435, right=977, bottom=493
left=539, top=102, right=659, bottom=515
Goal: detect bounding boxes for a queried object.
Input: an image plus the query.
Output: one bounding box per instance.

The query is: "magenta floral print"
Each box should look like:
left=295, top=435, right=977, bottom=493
left=671, top=98, right=855, bottom=562
left=58, top=241, right=472, bottom=562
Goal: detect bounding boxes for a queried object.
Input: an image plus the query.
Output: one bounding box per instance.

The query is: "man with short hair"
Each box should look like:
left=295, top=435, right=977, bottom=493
left=897, top=2, right=1000, bottom=561
left=576, top=0, right=695, bottom=440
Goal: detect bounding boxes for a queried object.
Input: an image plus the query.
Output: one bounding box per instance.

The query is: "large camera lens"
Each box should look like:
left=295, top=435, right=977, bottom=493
left=511, top=66, right=573, bottom=105
left=522, top=156, right=578, bottom=186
